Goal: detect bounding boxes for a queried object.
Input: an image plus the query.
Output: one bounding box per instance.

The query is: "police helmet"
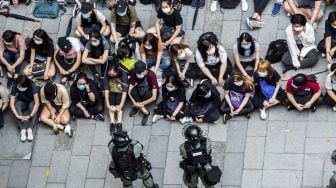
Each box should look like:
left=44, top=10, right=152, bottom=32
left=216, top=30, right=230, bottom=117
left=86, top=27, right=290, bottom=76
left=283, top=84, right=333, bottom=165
left=112, top=131, right=130, bottom=148
left=183, top=124, right=203, bottom=143
left=293, top=73, right=307, bottom=87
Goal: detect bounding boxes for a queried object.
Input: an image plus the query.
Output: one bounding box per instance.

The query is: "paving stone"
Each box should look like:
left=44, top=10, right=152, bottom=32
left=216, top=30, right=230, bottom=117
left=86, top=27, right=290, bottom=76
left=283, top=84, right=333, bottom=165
left=46, top=183, right=66, bottom=188
left=225, top=121, right=247, bottom=153
left=7, top=160, right=31, bottom=187
left=222, top=152, right=244, bottom=187
left=0, top=166, right=11, bottom=188
left=307, top=121, right=336, bottom=138
left=151, top=120, right=171, bottom=136
left=137, top=10, right=152, bottom=30
left=4, top=17, right=24, bottom=33
left=308, top=106, right=328, bottom=122
left=1, top=113, right=19, bottom=135
left=37, top=123, right=55, bottom=135
left=87, top=146, right=109, bottom=179
left=0, top=134, right=18, bottom=159
left=244, top=137, right=265, bottom=169
left=168, top=122, right=186, bottom=152
left=13, top=142, right=33, bottom=159
left=247, top=117, right=267, bottom=137
left=241, top=170, right=262, bottom=188
left=66, top=156, right=89, bottom=188
left=277, top=29, right=286, bottom=39
left=223, top=8, right=242, bottom=21
left=48, top=151, right=71, bottom=183
left=27, top=167, right=48, bottom=188
left=208, top=123, right=227, bottom=142
left=258, top=15, right=279, bottom=45
left=220, top=21, right=241, bottom=50
left=203, top=2, right=223, bottom=38
left=268, top=106, right=307, bottom=121
left=58, top=14, right=73, bottom=38
left=285, top=121, right=306, bottom=153
left=182, top=29, right=203, bottom=51
left=93, top=120, right=111, bottom=146
left=0, top=160, right=12, bottom=166
left=32, top=134, right=55, bottom=166
left=104, top=173, right=123, bottom=188
left=264, top=153, right=304, bottom=170
left=151, top=168, right=165, bottom=188
left=41, top=17, right=61, bottom=34
left=265, top=120, right=286, bottom=153
left=305, top=138, right=336, bottom=154
left=212, top=141, right=226, bottom=186
left=85, top=179, right=105, bottom=188
left=72, top=122, right=95, bottom=156
left=0, top=16, right=6, bottom=29
left=163, top=151, right=183, bottom=185
left=131, top=125, right=151, bottom=155
left=262, top=170, right=302, bottom=187
left=302, top=154, right=324, bottom=187
left=148, top=136, right=169, bottom=168
left=278, top=12, right=290, bottom=30
left=185, top=7, right=206, bottom=30
left=162, top=185, right=181, bottom=188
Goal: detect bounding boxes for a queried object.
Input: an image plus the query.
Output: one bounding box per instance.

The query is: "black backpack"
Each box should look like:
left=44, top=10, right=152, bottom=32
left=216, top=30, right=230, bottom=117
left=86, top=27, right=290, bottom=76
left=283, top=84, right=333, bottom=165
left=218, top=0, right=240, bottom=9
left=265, top=39, right=288, bottom=64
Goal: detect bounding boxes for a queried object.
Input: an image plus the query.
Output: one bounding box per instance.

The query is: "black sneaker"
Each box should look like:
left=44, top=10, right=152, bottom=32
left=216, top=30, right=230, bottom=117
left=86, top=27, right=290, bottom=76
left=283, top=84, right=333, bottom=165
left=223, top=113, right=231, bottom=124
left=101, top=0, right=107, bottom=9
left=95, top=114, right=105, bottom=121
left=6, top=78, right=13, bottom=89
left=246, top=113, right=251, bottom=119
left=116, top=123, right=122, bottom=132
left=311, top=105, right=317, bottom=112
left=287, top=105, right=293, bottom=111
left=110, top=123, right=115, bottom=135
left=142, top=112, right=151, bottom=126
left=129, top=107, right=139, bottom=117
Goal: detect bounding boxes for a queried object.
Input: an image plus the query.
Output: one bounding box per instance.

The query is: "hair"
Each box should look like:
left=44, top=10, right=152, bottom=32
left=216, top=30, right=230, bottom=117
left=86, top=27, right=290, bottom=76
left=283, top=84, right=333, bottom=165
left=116, top=44, right=131, bottom=58
left=290, top=14, right=307, bottom=26
left=33, top=29, right=53, bottom=56
left=197, top=32, right=219, bottom=62
left=169, top=43, right=191, bottom=69
left=89, top=29, right=102, bottom=40
left=16, top=75, right=31, bottom=88
left=107, top=62, right=119, bottom=73
left=75, top=72, right=88, bottom=84
left=161, top=0, right=172, bottom=7
left=257, top=60, right=275, bottom=80
left=229, top=69, right=254, bottom=93
left=164, top=76, right=184, bottom=89
left=196, top=83, right=209, bottom=97
left=142, top=33, right=158, bottom=52
left=44, top=82, right=57, bottom=100
left=328, top=11, right=336, bottom=24
left=2, top=30, right=19, bottom=43
left=237, top=32, right=255, bottom=56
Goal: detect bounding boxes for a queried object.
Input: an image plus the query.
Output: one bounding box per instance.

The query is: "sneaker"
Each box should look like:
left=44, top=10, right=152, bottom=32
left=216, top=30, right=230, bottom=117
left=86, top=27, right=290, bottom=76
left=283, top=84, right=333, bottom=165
left=179, top=117, right=193, bottom=124
left=0, top=0, right=10, bottom=9
left=198, top=0, right=205, bottom=8
left=95, top=114, right=105, bottom=121
left=20, top=129, right=27, bottom=142
left=63, top=124, right=73, bottom=137
left=189, top=78, right=194, bottom=87
left=191, top=0, right=196, bottom=8
left=311, top=105, right=317, bottom=112
left=110, top=123, right=115, bottom=135
left=246, top=113, right=251, bottom=119
left=210, top=0, right=218, bottom=12
left=333, top=106, right=336, bottom=112
left=241, top=0, right=248, bottom=11
left=129, top=107, right=139, bottom=117
left=287, top=12, right=291, bottom=17
left=249, top=19, right=265, bottom=28
left=25, top=0, right=32, bottom=5
left=321, top=53, right=326, bottom=58
left=271, top=2, right=282, bottom=16
left=27, top=128, right=33, bottom=141
left=141, top=112, right=151, bottom=126
left=259, top=108, right=267, bottom=120
left=116, top=123, right=122, bottom=132
left=312, top=22, right=318, bottom=30
left=53, top=124, right=59, bottom=135
left=246, top=17, right=254, bottom=30
left=287, top=105, right=293, bottom=111
left=152, top=114, right=163, bottom=123
left=223, top=113, right=231, bottom=124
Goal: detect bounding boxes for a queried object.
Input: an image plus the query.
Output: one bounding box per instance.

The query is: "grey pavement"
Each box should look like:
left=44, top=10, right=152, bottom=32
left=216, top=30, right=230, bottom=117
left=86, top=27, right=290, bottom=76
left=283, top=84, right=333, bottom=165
left=0, top=0, right=335, bottom=188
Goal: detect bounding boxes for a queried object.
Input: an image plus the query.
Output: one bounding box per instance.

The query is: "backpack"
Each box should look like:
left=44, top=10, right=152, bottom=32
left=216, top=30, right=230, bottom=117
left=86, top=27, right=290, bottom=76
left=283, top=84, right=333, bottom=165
left=265, top=39, right=288, bottom=64
left=229, top=91, right=244, bottom=109
left=33, top=0, right=62, bottom=19
left=218, top=0, right=240, bottom=9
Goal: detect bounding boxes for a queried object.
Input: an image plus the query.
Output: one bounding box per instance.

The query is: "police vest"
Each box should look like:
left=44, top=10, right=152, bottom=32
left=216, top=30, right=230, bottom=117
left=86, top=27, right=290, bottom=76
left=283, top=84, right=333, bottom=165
left=184, top=138, right=211, bottom=166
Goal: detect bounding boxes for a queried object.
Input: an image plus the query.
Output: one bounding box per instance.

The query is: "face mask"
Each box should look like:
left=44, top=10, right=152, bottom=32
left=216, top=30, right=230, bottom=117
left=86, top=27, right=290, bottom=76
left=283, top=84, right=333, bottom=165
left=234, top=80, right=244, bottom=86
left=117, top=10, right=127, bottom=17
left=203, top=90, right=211, bottom=98
left=90, top=41, right=100, bottom=47
left=77, top=84, right=86, bottom=91
left=241, top=44, right=251, bottom=50
left=166, top=86, right=176, bottom=92
left=34, top=39, right=43, bottom=45
left=136, top=73, right=145, bottom=79
left=82, top=13, right=90, bottom=19
left=207, top=47, right=216, bottom=55
left=293, top=26, right=304, bottom=32
left=4, top=40, right=13, bottom=45
left=144, top=45, right=152, bottom=50
left=109, top=74, right=117, bottom=79
left=258, top=71, right=268, bottom=77
left=178, top=52, right=186, bottom=59
left=162, top=7, right=171, bottom=14
left=332, top=25, right=336, bottom=29
left=17, top=87, right=28, bottom=92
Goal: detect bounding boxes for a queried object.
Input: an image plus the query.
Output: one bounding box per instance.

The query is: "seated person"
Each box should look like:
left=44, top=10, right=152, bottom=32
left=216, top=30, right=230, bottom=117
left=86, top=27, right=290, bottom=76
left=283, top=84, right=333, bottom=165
left=245, top=0, right=270, bottom=29
left=152, top=76, right=190, bottom=124
left=9, top=75, right=39, bottom=142
left=128, top=60, right=158, bottom=126
left=317, top=11, right=336, bottom=64
left=220, top=69, right=254, bottom=124
left=189, top=80, right=221, bottom=124
left=286, top=73, right=322, bottom=112
left=24, top=29, right=56, bottom=80
left=110, top=0, right=145, bottom=43
left=252, top=60, right=287, bottom=120
left=196, top=32, right=232, bottom=86
left=70, top=72, right=104, bottom=121
left=282, top=14, right=318, bottom=72
left=40, top=82, right=73, bottom=137
left=140, top=33, right=170, bottom=73
left=323, top=63, right=336, bottom=111
left=0, top=83, right=9, bottom=128
left=54, top=37, right=83, bottom=85
left=82, top=29, right=109, bottom=79
left=75, top=2, right=110, bottom=44
left=233, top=32, right=260, bottom=80
left=0, top=30, right=26, bottom=88
left=103, top=63, right=129, bottom=134
left=147, top=0, right=184, bottom=46
left=283, top=0, right=326, bottom=26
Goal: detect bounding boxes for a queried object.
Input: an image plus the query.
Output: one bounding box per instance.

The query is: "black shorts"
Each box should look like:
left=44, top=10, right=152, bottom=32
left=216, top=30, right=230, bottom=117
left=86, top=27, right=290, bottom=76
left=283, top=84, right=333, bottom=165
left=116, top=21, right=142, bottom=36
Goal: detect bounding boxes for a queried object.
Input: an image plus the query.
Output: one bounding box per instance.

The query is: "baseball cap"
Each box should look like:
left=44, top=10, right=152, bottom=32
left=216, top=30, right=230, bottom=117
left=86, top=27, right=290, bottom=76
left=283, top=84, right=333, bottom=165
left=134, top=60, right=147, bottom=74
left=116, top=0, right=127, bottom=14
left=57, top=37, right=72, bottom=53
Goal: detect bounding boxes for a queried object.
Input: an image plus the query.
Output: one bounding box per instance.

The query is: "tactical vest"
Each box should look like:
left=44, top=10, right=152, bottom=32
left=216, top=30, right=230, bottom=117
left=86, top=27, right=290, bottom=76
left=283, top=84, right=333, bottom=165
left=184, top=138, right=211, bottom=166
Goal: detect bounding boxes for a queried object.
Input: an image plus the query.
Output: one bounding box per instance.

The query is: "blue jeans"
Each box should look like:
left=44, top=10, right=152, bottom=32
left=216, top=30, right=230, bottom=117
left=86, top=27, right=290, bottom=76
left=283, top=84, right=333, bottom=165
left=15, top=100, right=38, bottom=129
left=146, top=52, right=171, bottom=70
left=3, top=50, right=22, bottom=74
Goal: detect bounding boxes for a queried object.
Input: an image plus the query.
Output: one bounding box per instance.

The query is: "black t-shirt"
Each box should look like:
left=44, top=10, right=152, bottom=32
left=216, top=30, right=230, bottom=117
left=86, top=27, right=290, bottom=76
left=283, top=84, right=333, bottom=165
left=189, top=82, right=221, bottom=107
left=162, top=85, right=186, bottom=103
left=325, top=20, right=336, bottom=40
left=10, top=82, right=38, bottom=102
left=70, top=79, right=99, bottom=105
left=157, top=9, right=183, bottom=27
left=29, top=39, right=54, bottom=57
left=223, top=80, right=246, bottom=94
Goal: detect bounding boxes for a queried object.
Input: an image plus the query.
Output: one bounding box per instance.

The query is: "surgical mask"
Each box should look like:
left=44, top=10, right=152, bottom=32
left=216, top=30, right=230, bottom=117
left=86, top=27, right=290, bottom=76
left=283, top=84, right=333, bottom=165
left=117, top=10, right=127, bottom=17
left=17, top=87, right=28, bottom=92
left=4, top=40, right=13, bottom=45
left=258, top=71, right=268, bottom=77
left=332, top=25, right=336, bottom=29
left=293, top=26, right=304, bottom=32
left=203, top=90, right=211, bottom=98
left=241, top=44, right=251, bottom=50
left=77, top=84, right=86, bottom=91
left=91, top=41, right=100, bottom=47
left=136, top=73, right=145, bottom=79
left=34, top=39, right=43, bottom=45
left=234, top=80, right=244, bottom=86
left=207, top=47, right=216, bottom=55
left=81, top=13, right=90, bottom=19
left=162, top=7, right=171, bottom=14
left=144, top=45, right=152, bottom=50
left=166, top=86, right=176, bottom=92
left=178, top=52, right=186, bottom=59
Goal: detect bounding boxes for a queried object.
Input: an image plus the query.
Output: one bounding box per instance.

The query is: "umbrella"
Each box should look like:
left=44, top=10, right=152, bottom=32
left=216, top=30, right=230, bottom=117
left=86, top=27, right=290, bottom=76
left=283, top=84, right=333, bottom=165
left=66, top=17, right=73, bottom=37
left=0, top=7, right=40, bottom=22
left=191, top=0, right=200, bottom=30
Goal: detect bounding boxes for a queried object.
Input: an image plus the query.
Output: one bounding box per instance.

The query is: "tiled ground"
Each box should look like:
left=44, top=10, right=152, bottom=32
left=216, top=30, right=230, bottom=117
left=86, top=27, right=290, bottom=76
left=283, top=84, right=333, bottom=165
left=0, top=1, right=336, bottom=188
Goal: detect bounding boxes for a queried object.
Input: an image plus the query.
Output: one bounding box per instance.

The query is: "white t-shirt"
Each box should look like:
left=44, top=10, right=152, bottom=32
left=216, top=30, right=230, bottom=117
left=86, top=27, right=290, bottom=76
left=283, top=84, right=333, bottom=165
left=325, top=73, right=336, bottom=91
left=195, top=44, right=227, bottom=68
left=56, top=37, right=84, bottom=52
left=177, top=48, right=194, bottom=62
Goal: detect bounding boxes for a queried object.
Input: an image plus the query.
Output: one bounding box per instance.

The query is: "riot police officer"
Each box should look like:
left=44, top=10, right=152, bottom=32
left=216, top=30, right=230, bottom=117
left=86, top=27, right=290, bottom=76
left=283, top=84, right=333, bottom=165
left=179, top=124, right=221, bottom=188
left=108, top=131, right=159, bottom=188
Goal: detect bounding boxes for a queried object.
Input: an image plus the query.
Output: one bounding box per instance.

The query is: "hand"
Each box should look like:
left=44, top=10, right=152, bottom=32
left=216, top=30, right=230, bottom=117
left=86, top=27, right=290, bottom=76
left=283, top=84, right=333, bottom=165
left=164, top=41, right=170, bottom=47
left=17, top=115, right=26, bottom=122
left=43, top=73, right=48, bottom=80
left=51, top=113, right=57, bottom=121
left=294, top=65, right=301, bottom=69
left=304, top=101, right=313, bottom=109
left=7, top=65, right=14, bottom=73
left=115, top=105, right=122, bottom=112
left=218, top=78, right=224, bottom=86
left=195, top=117, right=203, bottom=123
left=211, top=78, right=218, bottom=86
left=268, top=97, right=277, bottom=105
left=54, top=115, right=61, bottom=124
left=108, top=106, right=116, bottom=112
left=12, top=0, right=19, bottom=6
left=229, top=106, right=235, bottom=114
left=295, top=104, right=305, bottom=111
left=170, top=116, right=176, bottom=121
left=84, top=110, right=90, bottom=118
left=84, top=34, right=90, bottom=40
left=85, top=84, right=90, bottom=92
left=179, top=73, right=185, bottom=80
left=327, top=54, right=333, bottom=64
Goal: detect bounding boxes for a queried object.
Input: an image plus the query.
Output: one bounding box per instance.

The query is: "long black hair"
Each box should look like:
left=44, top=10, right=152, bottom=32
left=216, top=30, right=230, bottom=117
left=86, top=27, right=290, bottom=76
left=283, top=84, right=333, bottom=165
left=32, top=29, right=53, bottom=56
left=16, top=75, right=32, bottom=88
left=290, top=14, right=307, bottom=26
left=142, top=33, right=158, bottom=52
left=237, top=32, right=255, bottom=56
left=328, top=11, right=336, bottom=25
left=197, top=32, right=219, bottom=62
left=164, top=76, right=184, bottom=89
left=2, top=30, right=20, bottom=43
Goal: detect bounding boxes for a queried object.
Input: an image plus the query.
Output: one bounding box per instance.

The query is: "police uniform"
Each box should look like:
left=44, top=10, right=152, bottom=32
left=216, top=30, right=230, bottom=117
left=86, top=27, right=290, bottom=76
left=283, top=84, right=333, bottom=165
left=179, top=137, right=213, bottom=188
left=108, top=140, right=156, bottom=188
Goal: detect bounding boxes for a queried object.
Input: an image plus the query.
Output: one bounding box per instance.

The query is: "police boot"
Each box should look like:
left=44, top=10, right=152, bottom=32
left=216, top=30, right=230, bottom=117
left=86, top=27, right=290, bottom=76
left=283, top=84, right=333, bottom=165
left=152, top=183, right=159, bottom=188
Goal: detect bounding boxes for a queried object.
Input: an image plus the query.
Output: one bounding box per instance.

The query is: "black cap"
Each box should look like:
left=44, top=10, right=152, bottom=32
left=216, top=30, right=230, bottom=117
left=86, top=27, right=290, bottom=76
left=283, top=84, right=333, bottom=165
left=331, top=63, right=336, bottom=72
left=134, top=60, right=147, bottom=74
left=81, top=2, right=93, bottom=14
left=57, top=37, right=72, bottom=53
left=116, top=0, right=127, bottom=14
left=293, top=73, right=307, bottom=87
left=44, top=83, right=57, bottom=101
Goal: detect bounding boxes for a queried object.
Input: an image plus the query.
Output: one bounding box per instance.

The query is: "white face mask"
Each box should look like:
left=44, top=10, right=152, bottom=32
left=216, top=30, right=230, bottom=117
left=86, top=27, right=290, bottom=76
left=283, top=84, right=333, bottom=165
left=234, top=80, right=244, bottom=86
left=166, top=86, right=176, bottom=92
left=4, top=40, right=13, bottom=45
left=136, top=73, right=145, bottom=79
left=17, top=87, right=28, bottom=92
left=203, top=90, right=211, bottom=98
left=293, top=26, right=304, bottom=32
left=144, top=45, right=152, bottom=50
left=258, top=71, right=268, bottom=77
left=162, top=7, right=171, bottom=14
left=207, top=47, right=216, bottom=55
left=117, top=9, right=127, bottom=17
left=178, top=52, right=186, bottom=59
left=91, top=41, right=100, bottom=47
left=34, top=39, right=43, bottom=45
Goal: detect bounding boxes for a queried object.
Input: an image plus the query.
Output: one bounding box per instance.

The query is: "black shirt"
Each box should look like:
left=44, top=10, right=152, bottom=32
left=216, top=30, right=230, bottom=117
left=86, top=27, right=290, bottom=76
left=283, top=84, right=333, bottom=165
left=10, top=82, right=38, bottom=102
left=324, top=20, right=336, bottom=40
left=189, top=82, right=221, bottom=107
left=253, top=71, right=281, bottom=87
left=161, top=84, right=186, bottom=115
left=70, top=79, right=100, bottom=105
left=223, top=80, right=246, bottom=94
left=157, top=9, right=183, bottom=27
left=29, top=39, right=54, bottom=57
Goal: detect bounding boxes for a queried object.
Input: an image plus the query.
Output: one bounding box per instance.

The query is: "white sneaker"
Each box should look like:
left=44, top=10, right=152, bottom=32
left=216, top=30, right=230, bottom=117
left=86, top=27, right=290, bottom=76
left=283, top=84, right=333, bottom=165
left=312, top=22, right=318, bottom=30
left=152, top=114, right=163, bottom=123
left=321, top=53, right=326, bottom=58
left=241, top=0, right=248, bottom=11
left=333, top=106, right=336, bottom=112
left=179, top=117, right=193, bottom=124
left=63, top=124, right=73, bottom=137
left=210, top=0, right=218, bottom=12
left=27, top=128, right=33, bottom=141
left=20, top=129, right=27, bottom=142
left=259, top=108, right=267, bottom=120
